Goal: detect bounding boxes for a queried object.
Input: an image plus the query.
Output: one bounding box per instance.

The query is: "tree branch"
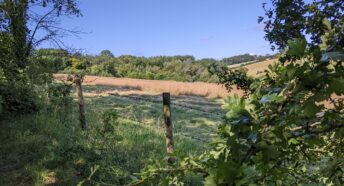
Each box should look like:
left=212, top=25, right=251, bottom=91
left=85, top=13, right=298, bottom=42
left=28, top=7, right=57, bottom=50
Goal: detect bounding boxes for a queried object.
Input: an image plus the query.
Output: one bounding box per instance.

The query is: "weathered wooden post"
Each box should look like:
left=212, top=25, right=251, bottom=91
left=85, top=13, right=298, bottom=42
left=163, top=92, right=175, bottom=164
left=74, top=75, right=87, bottom=129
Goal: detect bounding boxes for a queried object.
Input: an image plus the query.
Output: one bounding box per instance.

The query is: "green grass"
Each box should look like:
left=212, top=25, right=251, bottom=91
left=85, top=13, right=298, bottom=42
left=0, top=85, right=223, bottom=185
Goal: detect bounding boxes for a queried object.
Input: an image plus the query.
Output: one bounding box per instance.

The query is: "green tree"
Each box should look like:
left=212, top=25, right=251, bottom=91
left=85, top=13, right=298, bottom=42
left=0, top=0, right=80, bottom=114
left=100, top=49, right=114, bottom=58
left=0, top=0, right=80, bottom=80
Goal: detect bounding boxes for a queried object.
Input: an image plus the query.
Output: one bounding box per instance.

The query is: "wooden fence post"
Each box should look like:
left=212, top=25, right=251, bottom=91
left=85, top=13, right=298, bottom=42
left=75, top=76, right=87, bottom=129
left=163, top=92, right=175, bottom=164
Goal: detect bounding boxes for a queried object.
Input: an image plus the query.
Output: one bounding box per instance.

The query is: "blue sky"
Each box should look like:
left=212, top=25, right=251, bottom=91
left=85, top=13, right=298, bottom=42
left=39, top=0, right=274, bottom=59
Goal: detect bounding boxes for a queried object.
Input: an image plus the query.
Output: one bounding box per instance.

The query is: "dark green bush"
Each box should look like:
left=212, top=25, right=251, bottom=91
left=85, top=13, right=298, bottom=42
left=0, top=83, right=41, bottom=115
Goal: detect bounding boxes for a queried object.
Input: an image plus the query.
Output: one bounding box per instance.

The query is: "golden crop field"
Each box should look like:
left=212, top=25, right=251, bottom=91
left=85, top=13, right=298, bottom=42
left=54, top=59, right=278, bottom=99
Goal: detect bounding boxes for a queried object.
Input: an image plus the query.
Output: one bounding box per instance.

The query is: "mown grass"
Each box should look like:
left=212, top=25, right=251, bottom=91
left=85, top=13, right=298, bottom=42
left=0, top=84, right=223, bottom=185
left=55, top=73, right=232, bottom=98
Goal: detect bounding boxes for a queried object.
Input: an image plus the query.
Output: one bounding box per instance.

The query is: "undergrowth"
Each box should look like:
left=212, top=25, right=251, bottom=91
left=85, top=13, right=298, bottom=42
left=0, top=92, right=211, bottom=185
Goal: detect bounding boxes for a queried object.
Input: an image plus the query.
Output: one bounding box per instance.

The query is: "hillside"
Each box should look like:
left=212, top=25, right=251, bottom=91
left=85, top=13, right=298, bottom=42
left=244, top=58, right=276, bottom=76
left=227, top=58, right=277, bottom=77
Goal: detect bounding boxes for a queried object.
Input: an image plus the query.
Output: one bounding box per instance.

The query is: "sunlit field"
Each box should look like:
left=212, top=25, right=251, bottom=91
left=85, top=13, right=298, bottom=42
left=1, top=0, right=343, bottom=185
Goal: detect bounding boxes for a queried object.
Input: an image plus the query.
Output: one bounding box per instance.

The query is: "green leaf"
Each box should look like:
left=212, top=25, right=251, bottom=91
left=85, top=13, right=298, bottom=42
left=328, top=77, right=344, bottom=95
left=303, top=99, right=322, bottom=117
left=286, top=38, right=307, bottom=58
left=288, top=138, right=299, bottom=145
left=301, top=165, right=307, bottom=173
left=204, top=175, right=217, bottom=186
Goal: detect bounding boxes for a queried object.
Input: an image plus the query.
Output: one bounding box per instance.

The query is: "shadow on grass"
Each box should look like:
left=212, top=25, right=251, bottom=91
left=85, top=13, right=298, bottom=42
left=82, top=84, right=142, bottom=93
left=86, top=94, right=220, bottom=147
left=81, top=84, right=224, bottom=115
left=0, top=113, right=162, bottom=185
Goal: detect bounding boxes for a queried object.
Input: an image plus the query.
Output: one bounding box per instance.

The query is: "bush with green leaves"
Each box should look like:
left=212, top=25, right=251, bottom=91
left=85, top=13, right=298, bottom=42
left=0, top=83, right=41, bottom=115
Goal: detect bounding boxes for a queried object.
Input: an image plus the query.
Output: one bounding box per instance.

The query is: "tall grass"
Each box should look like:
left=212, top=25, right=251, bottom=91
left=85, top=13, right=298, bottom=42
left=0, top=89, right=218, bottom=185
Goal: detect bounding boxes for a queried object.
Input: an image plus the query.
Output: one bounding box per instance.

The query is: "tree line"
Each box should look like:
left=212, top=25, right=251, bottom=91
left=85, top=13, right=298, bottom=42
left=35, top=48, right=275, bottom=83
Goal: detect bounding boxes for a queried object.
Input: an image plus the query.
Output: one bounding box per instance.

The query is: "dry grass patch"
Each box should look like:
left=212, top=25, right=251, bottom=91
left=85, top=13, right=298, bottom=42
left=54, top=74, right=241, bottom=98
left=244, top=59, right=276, bottom=77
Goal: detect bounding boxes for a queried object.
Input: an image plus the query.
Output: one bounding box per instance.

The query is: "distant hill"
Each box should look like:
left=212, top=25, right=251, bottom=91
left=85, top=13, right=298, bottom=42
left=226, top=58, right=278, bottom=77
left=244, top=58, right=277, bottom=77
left=221, top=53, right=276, bottom=65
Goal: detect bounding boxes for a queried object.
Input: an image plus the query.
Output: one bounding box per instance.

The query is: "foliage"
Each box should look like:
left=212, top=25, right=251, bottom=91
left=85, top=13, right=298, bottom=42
left=221, top=53, right=274, bottom=65
left=49, top=50, right=274, bottom=83
left=259, top=0, right=344, bottom=52
left=133, top=0, right=344, bottom=185
left=209, top=64, right=254, bottom=95
left=0, top=83, right=41, bottom=115
left=75, top=54, right=221, bottom=82
left=0, top=0, right=80, bottom=114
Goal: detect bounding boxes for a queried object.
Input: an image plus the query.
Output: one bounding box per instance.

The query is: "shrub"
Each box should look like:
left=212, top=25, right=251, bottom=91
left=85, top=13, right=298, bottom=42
left=0, top=83, right=41, bottom=115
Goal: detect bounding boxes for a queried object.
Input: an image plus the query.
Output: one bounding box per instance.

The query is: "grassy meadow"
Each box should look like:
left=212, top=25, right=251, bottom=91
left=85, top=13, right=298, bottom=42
left=0, top=82, right=224, bottom=185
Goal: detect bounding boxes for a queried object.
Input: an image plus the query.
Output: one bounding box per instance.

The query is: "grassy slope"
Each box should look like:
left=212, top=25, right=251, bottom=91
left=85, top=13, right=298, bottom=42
left=0, top=85, right=223, bottom=185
